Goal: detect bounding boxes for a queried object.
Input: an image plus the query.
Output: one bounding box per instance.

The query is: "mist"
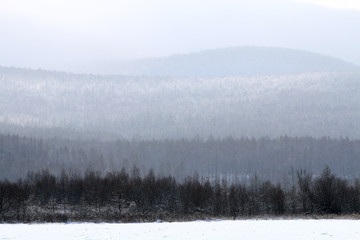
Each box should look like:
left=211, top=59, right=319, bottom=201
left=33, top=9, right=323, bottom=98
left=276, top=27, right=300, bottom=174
left=2, top=0, right=360, bottom=223
left=1, top=0, right=360, bottom=72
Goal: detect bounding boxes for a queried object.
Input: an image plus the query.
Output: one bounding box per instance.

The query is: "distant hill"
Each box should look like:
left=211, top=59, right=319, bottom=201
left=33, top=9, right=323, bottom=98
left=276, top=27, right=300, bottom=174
left=82, top=47, right=358, bottom=77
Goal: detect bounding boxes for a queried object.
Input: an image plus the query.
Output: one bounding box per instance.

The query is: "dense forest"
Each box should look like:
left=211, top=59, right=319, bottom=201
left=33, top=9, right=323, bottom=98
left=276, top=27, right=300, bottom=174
left=1, top=134, right=360, bottom=182
left=1, top=166, right=359, bottom=222
left=1, top=66, right=360, bottom=139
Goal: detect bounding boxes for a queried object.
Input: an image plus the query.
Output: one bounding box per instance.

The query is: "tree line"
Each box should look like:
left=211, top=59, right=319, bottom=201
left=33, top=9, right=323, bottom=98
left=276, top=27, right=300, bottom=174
left=1, top=166, right=359, bottom=222
left=1, top=134, right=360, bottom=182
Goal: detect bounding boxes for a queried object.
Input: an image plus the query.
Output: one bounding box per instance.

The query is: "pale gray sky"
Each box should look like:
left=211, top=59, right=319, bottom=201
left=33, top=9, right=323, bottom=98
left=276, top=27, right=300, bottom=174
left=1, top=0, right=359, bottom=71
left=297, top=0, right=360, bottom=10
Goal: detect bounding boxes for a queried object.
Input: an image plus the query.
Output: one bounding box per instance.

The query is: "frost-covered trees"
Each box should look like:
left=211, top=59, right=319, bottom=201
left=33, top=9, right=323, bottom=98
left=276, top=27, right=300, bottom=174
left=1, top=166, right=360, bottom=222
left=1, top=67, right=360, bottom=140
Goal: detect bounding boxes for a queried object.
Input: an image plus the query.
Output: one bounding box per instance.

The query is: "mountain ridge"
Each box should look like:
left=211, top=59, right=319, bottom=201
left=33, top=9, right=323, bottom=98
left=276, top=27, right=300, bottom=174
left=1, top=46, right=358, bottom=77
left=76, top=46, right=358, bottom=77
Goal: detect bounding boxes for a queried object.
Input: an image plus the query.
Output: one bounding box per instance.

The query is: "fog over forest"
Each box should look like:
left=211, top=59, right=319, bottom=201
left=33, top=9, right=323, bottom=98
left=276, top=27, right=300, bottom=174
left=1, top=48, right=360, bottom=141
left=1, top=46, right=360, bottom=183
left=2, top=134, right=360, bottom=183
left=1, top=0, right=360, bottom=213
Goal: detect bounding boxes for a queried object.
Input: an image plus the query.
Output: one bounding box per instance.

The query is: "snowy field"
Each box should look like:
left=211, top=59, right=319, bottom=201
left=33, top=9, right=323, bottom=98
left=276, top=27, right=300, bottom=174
left=1, top=219, right=359, bottom=240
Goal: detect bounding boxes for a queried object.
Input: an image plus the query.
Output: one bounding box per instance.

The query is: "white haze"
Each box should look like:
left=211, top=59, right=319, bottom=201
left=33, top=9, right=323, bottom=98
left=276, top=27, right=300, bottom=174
left=1, top=0, right=360, bottom=72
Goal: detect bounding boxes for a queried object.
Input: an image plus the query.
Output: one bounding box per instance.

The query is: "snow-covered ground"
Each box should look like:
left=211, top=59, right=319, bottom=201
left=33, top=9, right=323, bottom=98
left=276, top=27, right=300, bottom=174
left=1, top=219, right=359, bottom=240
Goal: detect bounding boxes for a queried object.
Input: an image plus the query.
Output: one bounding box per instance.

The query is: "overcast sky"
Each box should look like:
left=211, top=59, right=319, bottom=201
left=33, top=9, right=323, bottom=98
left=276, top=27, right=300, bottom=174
left=1, top=0, right=359, bottom=71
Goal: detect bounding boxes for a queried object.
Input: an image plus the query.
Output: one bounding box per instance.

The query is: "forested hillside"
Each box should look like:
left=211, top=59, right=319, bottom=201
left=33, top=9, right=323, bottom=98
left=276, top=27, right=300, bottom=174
left=1, top=67, right=360, bottom=139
